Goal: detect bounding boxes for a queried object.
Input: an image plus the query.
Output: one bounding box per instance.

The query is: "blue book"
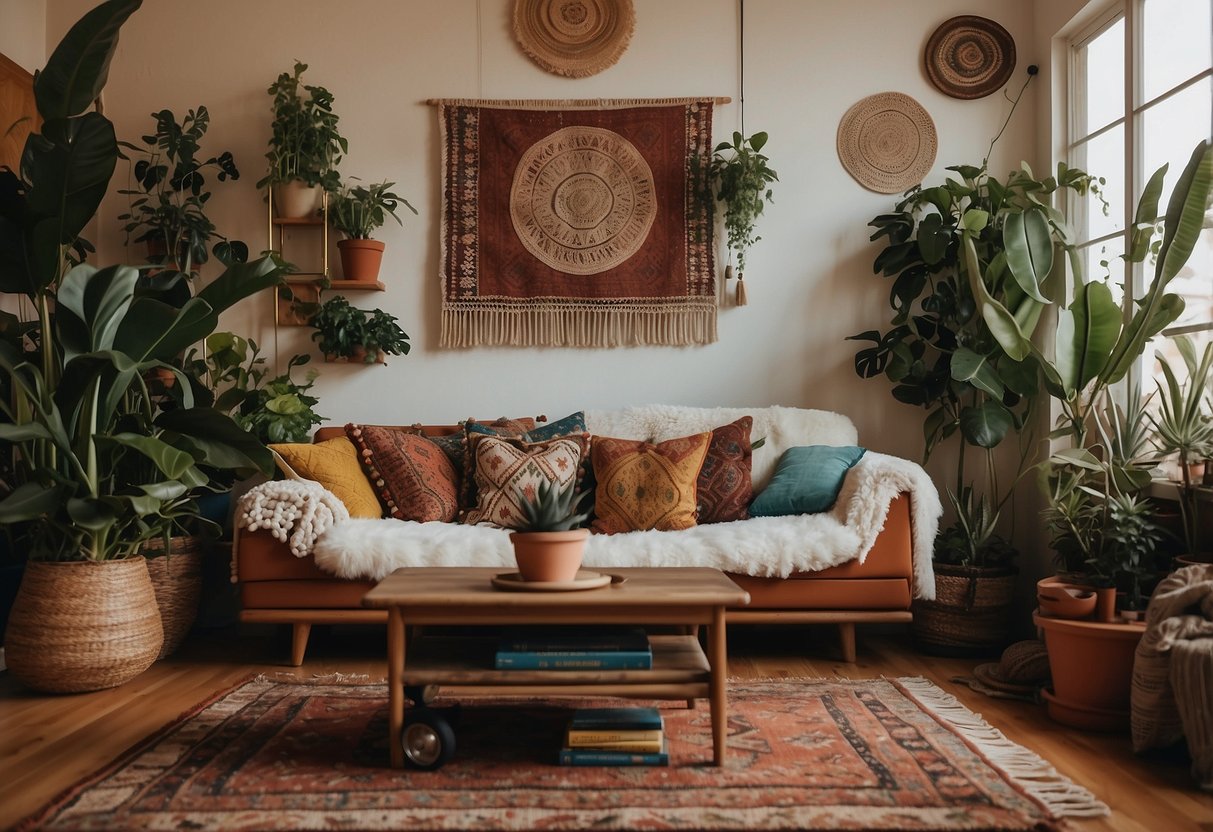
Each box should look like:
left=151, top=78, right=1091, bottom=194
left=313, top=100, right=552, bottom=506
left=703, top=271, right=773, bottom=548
left=558, top=742, right=668, bottom=766
left=568, top=707, right=663, bottom=731
left=498, top=627, right=649, bottom=653
left=494, top=650, right=651, bottom=670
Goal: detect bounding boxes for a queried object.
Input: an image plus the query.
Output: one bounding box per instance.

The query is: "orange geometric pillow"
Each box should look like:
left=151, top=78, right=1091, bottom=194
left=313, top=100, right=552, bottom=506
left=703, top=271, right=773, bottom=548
left=590, top=432, right=712, bottom=534
left=346, top=424, right=460, bottom=523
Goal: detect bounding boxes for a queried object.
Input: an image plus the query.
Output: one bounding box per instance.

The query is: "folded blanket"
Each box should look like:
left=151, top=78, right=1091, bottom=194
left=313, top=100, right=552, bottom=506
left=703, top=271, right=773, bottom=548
left=309, top=451, right=940, bottom=599
left=237, top=480, right=350, bottom=558
left=1131, top=563, right=1213, bottom=790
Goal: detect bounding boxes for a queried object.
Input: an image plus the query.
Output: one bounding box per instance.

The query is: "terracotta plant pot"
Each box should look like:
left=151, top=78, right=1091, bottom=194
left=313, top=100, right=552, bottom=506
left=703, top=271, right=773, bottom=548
left=1037, top=583, right=1097, bottom=619
left=5, top=558, right=164, bottom=693
left=323, top=346, right=385, bottom=365
left=509, top=529, right=589, bottom=582
left=337, top=238, right=386, bottom=283
left=1034, top=611, right=1144, bottom=731
left=273, top=180, right=322, bottom=218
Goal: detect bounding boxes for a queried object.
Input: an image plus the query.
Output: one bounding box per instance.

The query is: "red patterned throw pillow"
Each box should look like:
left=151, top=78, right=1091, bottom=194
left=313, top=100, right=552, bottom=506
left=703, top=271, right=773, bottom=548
left=591, top=432, right=712, bottom=534
left=346, top=424, right=460, bottom=523
left=463, top=435, right=589, bottom=528
left=697, top=416, right=754, bottom=524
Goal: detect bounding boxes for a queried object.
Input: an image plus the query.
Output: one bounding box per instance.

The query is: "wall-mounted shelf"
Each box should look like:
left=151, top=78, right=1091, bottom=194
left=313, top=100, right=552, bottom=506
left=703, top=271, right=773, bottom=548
left=285, top=276, right=385, bottom=292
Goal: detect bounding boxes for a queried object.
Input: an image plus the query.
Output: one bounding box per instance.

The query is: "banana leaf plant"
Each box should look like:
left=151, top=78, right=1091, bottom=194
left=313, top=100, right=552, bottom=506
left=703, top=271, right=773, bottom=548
left=0, top=0, right=283, bottom=561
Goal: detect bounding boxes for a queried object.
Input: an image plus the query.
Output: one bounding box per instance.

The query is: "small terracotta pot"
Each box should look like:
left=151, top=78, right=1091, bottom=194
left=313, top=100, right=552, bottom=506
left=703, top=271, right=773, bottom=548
left=1037, top=585, right=1097, bottom=619
left=273, top=180, right=322, bottom=218
left=337, top=238, right=386, bottom=283
left=510, top=529, right=589, bottom=582
left=1093, top=586, right=1117, bottom=622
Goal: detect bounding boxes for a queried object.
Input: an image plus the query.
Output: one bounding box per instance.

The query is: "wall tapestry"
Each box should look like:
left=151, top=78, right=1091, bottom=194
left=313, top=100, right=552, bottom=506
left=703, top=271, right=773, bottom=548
left=513, top=0, right=635, bottom=78
left=434, top=98, right=720, bottom=348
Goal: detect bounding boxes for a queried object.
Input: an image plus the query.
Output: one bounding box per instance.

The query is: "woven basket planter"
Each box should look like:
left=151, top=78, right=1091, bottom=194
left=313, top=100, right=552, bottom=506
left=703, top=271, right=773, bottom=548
left=912, top=564, right=1018, bottom=657
left=142, top=536, right=204, bottom=659
left=5, top=558, right=163, bottom=693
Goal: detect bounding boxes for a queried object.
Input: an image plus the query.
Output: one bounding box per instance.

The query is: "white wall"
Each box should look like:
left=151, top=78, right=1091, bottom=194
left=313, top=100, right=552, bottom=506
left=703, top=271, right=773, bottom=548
left=43, top=0, right=1038, bottom=475
left=0, top=0, right=45, bottom=73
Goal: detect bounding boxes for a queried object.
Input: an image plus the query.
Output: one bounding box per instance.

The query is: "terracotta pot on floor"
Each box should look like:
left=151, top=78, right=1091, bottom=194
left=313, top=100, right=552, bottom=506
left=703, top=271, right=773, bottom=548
left=338, top=238, right=386, bottom=283
left=510, top=529, right=589, bottom=582
left=1034, top=611, right=1144, bottom=732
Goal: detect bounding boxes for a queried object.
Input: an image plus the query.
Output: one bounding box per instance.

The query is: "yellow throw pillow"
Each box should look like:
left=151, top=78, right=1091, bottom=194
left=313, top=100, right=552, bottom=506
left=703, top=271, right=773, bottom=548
left=591, top=432, right=712, bottom=534
left=269, top=437, right=382, bottom=518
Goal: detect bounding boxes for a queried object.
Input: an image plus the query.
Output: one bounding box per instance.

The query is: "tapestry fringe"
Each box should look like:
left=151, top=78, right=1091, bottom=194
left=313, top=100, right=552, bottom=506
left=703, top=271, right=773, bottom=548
left=426, top=96, right=730, bottom=109
left=441, top=306, right=718, bottom=348
left=897, top=677, right=1111, bottom=819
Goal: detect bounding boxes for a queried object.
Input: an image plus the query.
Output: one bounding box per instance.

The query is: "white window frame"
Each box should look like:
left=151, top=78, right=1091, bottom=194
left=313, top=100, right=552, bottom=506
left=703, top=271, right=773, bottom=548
left=1066, top=0, right=1213, bottom=380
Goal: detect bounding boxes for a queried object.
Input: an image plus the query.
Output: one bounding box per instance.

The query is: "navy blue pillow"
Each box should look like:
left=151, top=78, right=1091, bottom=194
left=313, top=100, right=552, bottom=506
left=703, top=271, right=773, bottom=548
left=748, top=445, right=867, bottom=516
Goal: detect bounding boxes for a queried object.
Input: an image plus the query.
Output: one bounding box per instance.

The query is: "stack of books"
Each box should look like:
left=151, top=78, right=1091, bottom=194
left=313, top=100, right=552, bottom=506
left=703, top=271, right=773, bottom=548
left=558, top=707, right=668, bottom=766
left=494, top=627, right=652, bottom=670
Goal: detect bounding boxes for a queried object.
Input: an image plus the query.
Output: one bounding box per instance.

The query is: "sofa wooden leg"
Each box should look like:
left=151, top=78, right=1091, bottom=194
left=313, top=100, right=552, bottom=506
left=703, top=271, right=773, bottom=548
left=838, top=623, right=856, bottom=663
left=291, top=622, right=311, bottom=666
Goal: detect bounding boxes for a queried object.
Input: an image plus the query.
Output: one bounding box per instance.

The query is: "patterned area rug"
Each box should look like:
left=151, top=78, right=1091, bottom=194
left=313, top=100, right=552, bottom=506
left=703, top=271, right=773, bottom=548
left=18, top=677, right=1106, bottom=831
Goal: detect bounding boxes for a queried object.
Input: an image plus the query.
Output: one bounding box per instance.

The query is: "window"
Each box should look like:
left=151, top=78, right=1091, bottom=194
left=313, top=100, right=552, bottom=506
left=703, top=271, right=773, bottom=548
left=1068, top=0, right=1213, bottom=380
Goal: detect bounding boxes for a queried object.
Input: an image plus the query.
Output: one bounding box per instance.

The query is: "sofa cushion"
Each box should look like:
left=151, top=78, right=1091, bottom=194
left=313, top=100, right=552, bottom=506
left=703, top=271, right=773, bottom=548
left=460, top=417, right=542, bottom=508
left=591, top=432, right=712, bottom=534
left=697, top=416, right=754, bottom=524
left=346, top=424, right=461, bottom=522
left=269, top=437, right=381, bottom=518
left=463, top=434, right=589, bottom=528
left=750, top=445, right=866, bottom=517
left=524, top=411, right=587, bottom=442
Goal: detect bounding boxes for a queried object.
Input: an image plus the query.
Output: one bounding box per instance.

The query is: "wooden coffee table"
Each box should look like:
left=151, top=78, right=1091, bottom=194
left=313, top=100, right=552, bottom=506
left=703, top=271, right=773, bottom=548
left=362, top=566, right=749, bottom=768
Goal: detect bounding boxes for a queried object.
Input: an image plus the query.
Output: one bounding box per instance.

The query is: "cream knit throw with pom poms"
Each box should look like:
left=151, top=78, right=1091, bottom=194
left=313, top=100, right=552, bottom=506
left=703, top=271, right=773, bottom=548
left=236, top=480, right=349, bottom=559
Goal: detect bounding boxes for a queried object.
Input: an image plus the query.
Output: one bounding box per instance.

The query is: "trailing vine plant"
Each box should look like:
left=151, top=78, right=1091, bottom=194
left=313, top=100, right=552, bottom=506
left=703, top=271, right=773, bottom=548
left=708, top=131, right=778, bottom=305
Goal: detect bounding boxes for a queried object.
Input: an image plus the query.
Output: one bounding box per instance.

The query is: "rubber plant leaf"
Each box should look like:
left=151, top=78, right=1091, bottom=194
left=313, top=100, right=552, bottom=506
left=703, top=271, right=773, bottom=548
left=155, top=407, right=275, bottom=476
left=963, top=232, right=1031, bottom=361
left=1003, top=208, right=1052, bottom=303
left=950, top=346, right=1005, bottom=398
left=34, top=0, right=143, bottom=120
left=958, top=399, right=1013, bottom=448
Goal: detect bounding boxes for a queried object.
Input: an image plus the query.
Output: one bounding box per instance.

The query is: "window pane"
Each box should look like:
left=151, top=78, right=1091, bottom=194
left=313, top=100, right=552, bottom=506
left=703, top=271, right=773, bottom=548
left=1071, top=125, right=1125, bottom=242
left=1083, top=237, right=1127, bottom=305
left=1142, top=0, right=1213, bottom=103
left=1076, top=17, right=1125, bottom=136
left=1141, top=76, right=1213, bottom=214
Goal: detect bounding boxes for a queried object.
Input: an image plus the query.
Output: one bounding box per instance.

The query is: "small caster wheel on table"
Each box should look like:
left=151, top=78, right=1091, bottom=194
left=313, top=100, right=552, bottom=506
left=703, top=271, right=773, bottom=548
left=401, top=708, right=455, bottom=770
left=405, top=684, right=439, bottom=705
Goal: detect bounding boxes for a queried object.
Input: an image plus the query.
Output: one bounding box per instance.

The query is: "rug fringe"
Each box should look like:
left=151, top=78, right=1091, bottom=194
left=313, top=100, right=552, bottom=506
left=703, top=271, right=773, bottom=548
left=252, top=672, right=381, bottom=685
left=897, top=677, right=1110, bottom=819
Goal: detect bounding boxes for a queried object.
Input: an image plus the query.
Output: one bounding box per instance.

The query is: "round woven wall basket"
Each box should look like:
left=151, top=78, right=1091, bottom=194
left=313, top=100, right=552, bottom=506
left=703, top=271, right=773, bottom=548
left=912, top=564, right=1018, bottom=657
left=5, top=558, right=163, bottom=693
left=837, top=92, right=937, bottom=194
left=513, top=0, right=635, bottom=78
left=924, top=15, right=1016, bottom=100
left=142, top=535, right=204, bottom=659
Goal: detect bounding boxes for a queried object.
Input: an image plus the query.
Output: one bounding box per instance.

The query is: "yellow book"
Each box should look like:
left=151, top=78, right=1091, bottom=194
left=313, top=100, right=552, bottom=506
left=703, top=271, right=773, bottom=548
left=565, top=729, right=663, bottom=751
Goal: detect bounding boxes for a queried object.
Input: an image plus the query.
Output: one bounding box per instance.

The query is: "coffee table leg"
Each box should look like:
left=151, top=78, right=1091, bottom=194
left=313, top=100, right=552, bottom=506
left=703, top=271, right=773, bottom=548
left=388, top=606, right=405, bottom=768
left=709, top=605, right=727, bottom=766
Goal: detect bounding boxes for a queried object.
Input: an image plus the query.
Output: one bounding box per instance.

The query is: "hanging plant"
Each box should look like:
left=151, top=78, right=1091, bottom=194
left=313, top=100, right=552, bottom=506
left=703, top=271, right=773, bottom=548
left=708, top=131, right=778, bottom=305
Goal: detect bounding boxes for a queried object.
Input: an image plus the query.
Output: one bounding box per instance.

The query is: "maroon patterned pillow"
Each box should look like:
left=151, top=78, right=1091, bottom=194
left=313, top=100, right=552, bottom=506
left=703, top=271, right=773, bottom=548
left=697, top=416, right=754, bottom=524
left=346, top=424, right=460, bottom=522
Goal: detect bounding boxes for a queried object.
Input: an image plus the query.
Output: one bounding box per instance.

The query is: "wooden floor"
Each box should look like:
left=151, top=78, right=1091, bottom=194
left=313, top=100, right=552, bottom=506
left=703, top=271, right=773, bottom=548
left=1, top=623, right=1211, bottom=831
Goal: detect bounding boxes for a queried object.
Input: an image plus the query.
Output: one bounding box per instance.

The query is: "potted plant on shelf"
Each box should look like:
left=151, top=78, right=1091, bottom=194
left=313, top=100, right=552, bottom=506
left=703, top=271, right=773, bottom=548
left=331, top=179, right=417, bottom=283
left=510, top=479, right=593, bottom=582
left=256, top=61, right=347, bottom=218
left=308, top=295, right=410, bottom=364
left=706, top=131, right=778, bottom=305
left=117, top=105, right=247, bottom=282
left=1150, top=336, right=1213, bottom=564
left=0, top=0, right=283, bottom=693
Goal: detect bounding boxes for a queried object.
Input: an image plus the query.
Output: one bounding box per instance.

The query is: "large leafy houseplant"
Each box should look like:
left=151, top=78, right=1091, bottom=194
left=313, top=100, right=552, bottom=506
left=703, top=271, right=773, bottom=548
left=707, top=131, right=778, bottom=305
left=117, top=106, right=247, bottom=275
left=256, top=61, right=347, bottom=206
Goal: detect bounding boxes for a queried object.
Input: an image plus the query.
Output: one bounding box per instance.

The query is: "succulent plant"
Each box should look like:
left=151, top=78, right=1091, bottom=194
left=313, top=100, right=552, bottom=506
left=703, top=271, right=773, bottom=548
left=516, top=479, right=591, bottom=533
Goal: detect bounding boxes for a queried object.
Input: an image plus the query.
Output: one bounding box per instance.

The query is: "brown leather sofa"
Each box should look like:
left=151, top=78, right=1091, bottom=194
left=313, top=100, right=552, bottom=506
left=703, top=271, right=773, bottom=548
left=237, top=425, right=915, bottom=665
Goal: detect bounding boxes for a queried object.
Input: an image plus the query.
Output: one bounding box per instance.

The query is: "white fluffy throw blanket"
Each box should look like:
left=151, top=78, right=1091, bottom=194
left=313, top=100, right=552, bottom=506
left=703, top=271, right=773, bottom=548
left=237, top=480, right=349, bottom=558
left=312, top=451, right=940, bottom=599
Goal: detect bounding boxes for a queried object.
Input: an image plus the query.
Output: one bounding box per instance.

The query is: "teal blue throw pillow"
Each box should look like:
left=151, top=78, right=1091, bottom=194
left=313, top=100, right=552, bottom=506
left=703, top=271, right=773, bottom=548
left=748, top=445, right=867, bottom=516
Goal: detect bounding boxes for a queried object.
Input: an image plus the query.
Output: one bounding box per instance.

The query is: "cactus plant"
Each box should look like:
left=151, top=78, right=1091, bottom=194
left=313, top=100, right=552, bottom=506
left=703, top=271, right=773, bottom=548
left=516, top=479, right=591, bottom=533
